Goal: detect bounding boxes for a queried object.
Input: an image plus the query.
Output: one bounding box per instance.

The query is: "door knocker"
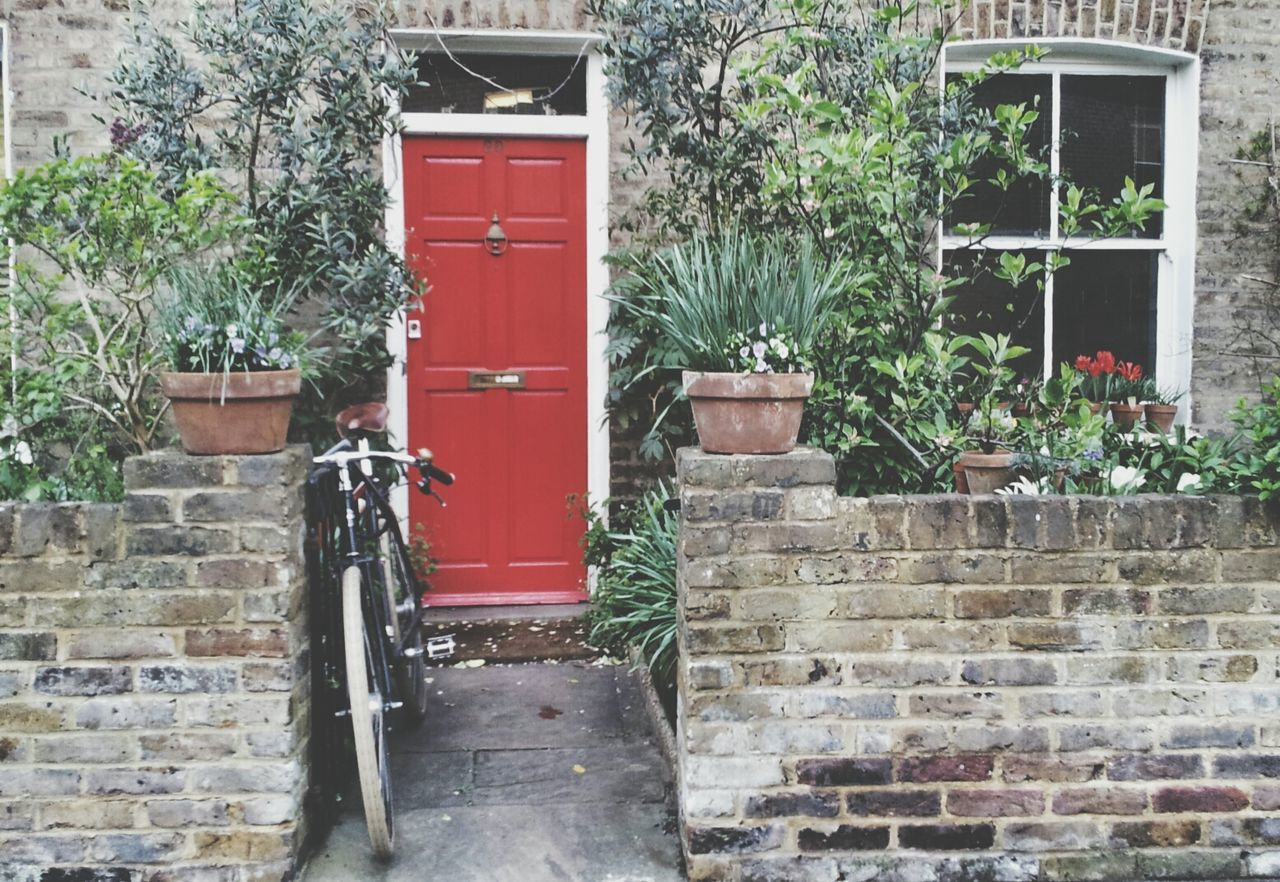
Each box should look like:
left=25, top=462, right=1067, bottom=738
left=484, top=213, right=508, bottom=257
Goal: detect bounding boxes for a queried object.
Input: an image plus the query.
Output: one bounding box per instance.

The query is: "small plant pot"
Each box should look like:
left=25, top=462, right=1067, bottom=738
left=1110, top=403, right=1144, bottom=432
left=957, top=450, right=1017, bottom=495
left=1145, top=403, right=1178, bottom=432
left=1011, top=403, right=1030, bottom=418
left=683, top=371, right=813, bottom=455
left=161, top=369, right=301, bottom=455
left=1086, top=401, right=1105, bottom=416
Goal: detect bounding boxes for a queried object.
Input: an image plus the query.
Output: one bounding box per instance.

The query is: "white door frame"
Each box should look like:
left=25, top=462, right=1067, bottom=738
left=382, top=29, right=611, bottom=540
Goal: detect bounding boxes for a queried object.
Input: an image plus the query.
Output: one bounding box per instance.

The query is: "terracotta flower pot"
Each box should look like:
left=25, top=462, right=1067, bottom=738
left=683, top=371, right=813, bottom=455
left=161, top=369, right=302, bottom=455
left=952, top=460, right=970, bottom=494
left=957, top=450, right=1017, bottom=495
left=1145, top=403, right=1178, bottom=433
left=1110, top=403, right=1144, bottom=432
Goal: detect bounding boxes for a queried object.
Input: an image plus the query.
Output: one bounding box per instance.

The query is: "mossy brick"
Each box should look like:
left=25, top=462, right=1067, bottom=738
left=1006, top=497, right=1044, bottom=549
left=0, top=702, right=66, bottom=732
left=869, top=496, right=907, bottom=549
left=243, top=588, right=300, bottom=622
left=1221, top=549, right=1280, bottom=580
left=1176, top=496, right=1219, bottom=547
left=0, top=632, right=55, bottom=661
left=1041, top=852, right=1139, bottom=881
left=798, top=825, right=890, bottom=851
left=1007, top=622, right=1105, bottom=651
left=1074, top=498, right=1112, bottom=549
left=64, top=631, right=177, bottom=660
left=0, top=506, right=12, bottom=555
left=845, top=789, right=941, bottom=817
left=85, top=560, right=187, bottom=591
left=1166, top=653, right=1260, bottom=683
left=1062, top=587, right=1151, bottom=615
left=743, top=791, right=840, bottom=818
left=125, top=526, right=235, bottom=556
left=30, top=591, right=237, bottom=628
left=1240, top=496, right=1280, bottom=547
left=687, top=624, right=784, bottom=653
left=1116, top=551, right=1218, bottom=584
left=238, top=525, right=295, bottom=555
left=905, top=495, right=972, bottom=549
left=123, top=494, right=174, bottom=523
left=900, top=553, right=1005, bottom=584
left=83, top=506, right=123, bottom=561
left=1002, top=820, right=1105, bottom=851
left=34, top=665, right=132, bottom=696
left=182, top=490, right=291, bottom=524
left=687, top=824, right=784, bottom=855
left=677, top=447, right=836, bottom=489
left=1109, top=819, right=1201, bottom=849
left=1010, top=554, right=1112, bottom=584
left=1158, top=584, right=1256, bottom=614
left=898, top=823, right=995, bottom=851
left=972, top=497, right=1009, bottom=548
left=0, top=559, right=83, bottom=593
left=1135, top=850, right=1244, bottom=879
left=123, top=454, right=228, bottom=490
left=138, top=664, right=237, bottom=694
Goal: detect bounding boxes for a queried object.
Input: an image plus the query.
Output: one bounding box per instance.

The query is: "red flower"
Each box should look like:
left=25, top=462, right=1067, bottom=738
left=1087, top=359, right=1103, bottom=378
left=1074, top=354, right=1092, bottom=373
left=1117, top=361, right=1142, bottom=382
left=1094, top=350, right=1116, bottom=375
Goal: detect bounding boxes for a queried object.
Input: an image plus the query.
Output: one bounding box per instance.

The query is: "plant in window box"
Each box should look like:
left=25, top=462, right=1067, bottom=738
left=1144, top=384, right=1184, bottom=433
left=1109, top=360, right=1146, bottom=432
left=608, top=228, right=853, bottom=455
left=155, top=263, right=311, bottom=455
left=1072, top=351, right=1117, bottom=413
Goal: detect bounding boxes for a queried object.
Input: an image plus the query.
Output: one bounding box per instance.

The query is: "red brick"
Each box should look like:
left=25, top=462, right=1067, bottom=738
left=947, top=789, right=1045, bottom=817
left=845, top=789, right=940, bottom=817
left=897, top=755, right=993, bottom=783
left=1003, top=755, right=1104, bottom=784
left=1152, top=786, right=1248, bottom=813
left=184, top=628, right=288, bottom=658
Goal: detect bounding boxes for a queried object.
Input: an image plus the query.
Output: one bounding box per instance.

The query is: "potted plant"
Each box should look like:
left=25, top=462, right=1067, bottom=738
left=1072, top=351, right=1116, bottom=414
left=1109, top=360, right=1146, bottom=431
left=613, top=229, right=852, bottom=454
left=155, top=264, right=307, bottom=455
left=1144, top=385, right=1183, bottom=432
left=954, top=333, right=1030, bottom=494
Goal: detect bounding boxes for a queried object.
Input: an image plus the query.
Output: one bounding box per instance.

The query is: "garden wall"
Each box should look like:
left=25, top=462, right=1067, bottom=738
left=0, top=448, right=311, bottom=882
left=676, top=447, right=1280, bottom=882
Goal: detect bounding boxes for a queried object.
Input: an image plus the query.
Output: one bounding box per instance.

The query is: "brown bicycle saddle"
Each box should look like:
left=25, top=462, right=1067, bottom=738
left=335, top=402, right=389, bottom=437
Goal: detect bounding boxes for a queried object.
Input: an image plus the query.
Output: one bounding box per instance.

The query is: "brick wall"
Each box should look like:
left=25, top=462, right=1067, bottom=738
left=676, top=446, right=1280, bottom=882
left=0, top=447, right=310, bottom=882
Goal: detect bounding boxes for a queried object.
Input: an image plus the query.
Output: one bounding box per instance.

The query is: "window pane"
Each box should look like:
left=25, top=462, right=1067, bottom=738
left=948, top=74, right=1053, bottom=237
left=405, top=53, right=588, bottom=115
left=945, top=249, right=1045, bottom=378
left=1060, top=75, right=1165, bottom=239
left=1052, top=250, right=1157, bottom=370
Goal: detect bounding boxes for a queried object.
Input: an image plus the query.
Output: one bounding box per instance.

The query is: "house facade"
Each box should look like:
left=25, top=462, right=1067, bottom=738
left=1, top=0, right=1275, bottom=605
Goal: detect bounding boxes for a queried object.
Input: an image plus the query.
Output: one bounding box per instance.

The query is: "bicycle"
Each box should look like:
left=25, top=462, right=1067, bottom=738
left=306, top=402, right=456, bottom=859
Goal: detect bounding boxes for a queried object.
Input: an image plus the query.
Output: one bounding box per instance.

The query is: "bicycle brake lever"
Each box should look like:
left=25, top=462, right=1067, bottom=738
left=416, top=480, right=448, bottom=507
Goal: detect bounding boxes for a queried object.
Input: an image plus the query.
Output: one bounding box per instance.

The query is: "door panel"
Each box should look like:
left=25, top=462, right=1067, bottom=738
left=403, top=136, right=589, bottom=606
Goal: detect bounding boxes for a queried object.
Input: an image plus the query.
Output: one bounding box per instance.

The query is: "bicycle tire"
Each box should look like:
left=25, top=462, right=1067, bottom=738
left=341, top=565, right=394, bottom=859
left=384, top=539, right=430, bottom=723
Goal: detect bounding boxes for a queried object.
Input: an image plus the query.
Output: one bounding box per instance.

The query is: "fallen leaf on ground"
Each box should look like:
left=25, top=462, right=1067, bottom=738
left=572, top=764, right=586, bottom=774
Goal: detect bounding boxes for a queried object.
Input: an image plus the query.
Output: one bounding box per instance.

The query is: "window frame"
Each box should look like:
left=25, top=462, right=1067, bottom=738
left=940, top=39, right=1200, bottom=415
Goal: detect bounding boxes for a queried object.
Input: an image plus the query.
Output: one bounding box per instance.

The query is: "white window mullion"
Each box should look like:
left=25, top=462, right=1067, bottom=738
left=1045, top=71, right=1061, bottom=374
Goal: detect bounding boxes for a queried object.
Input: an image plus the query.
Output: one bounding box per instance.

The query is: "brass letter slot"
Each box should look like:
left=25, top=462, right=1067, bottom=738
left=468, top=370, right=526, bottom=390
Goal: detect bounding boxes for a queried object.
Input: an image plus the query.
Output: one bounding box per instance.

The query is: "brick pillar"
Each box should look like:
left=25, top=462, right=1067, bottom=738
left=0, top=446, right=310, bottom=881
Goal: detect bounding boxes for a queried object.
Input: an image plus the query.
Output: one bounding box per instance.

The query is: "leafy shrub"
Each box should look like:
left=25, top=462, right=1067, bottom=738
left=1233, top=378, right=1280, bottom=499
left=584, top=483, right=679, bottom=689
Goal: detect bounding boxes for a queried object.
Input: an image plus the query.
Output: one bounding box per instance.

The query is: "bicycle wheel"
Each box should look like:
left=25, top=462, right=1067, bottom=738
left=341, top=565, right=394, bottom=859
left=383, top=538, right=430, bottom=723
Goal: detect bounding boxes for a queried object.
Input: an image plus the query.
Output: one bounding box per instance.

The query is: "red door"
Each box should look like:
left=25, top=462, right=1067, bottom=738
left=403, top=136, right=589, bottom=606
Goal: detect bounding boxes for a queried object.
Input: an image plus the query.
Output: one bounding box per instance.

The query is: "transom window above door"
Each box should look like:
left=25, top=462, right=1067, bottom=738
left=941, top=43, right=1198, bottom=397
left=405, top=52, right=588, bottom=116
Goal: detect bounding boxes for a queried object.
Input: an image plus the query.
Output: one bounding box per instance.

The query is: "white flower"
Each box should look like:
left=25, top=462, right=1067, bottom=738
left=739, top=346, right=750, bottom=358
left=995, top=475, right=1048, bottom=495
left=754, top=358, right=771, bottom=373
left=14, top=440, right=33, bottom=466
left=759, top=322, right=769, bottom=337
left=752, top=340, right=768, bottom=359
left=776, top=343, right=790, bottom=360
left=1108, top=465, right=1146, bottom=493
left=1177, top=472, right=1203, bottom=493
left=998, top=415, right=1017, bottom=432
left=823, top=227, right=835, bottom=239
left=225, top=324, right=238, bottom=338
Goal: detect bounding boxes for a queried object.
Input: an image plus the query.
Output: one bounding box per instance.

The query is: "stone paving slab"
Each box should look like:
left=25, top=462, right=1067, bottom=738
left=302, top=661, right=683, bottom=881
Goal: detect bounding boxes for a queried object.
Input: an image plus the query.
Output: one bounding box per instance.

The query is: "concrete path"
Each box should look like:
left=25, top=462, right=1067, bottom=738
left=302, top=661, right=684, bottom=882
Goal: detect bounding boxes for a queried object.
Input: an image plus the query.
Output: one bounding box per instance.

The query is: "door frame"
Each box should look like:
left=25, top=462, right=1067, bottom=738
left=382, top=29, right=610, bottom=585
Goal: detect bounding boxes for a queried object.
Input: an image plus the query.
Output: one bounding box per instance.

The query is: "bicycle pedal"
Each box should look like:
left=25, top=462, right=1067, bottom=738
left=426, top=634, right=456, bottom=659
